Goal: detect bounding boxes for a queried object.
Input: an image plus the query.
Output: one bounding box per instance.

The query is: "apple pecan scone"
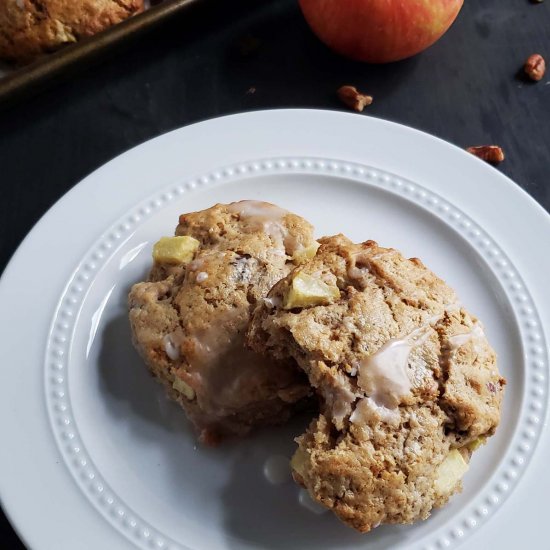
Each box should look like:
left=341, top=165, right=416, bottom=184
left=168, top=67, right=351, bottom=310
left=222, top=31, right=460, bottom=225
left=0, top=0, right=144, bottom=64
left=128, top=201, right=319, bottom=445
left=247, top=234, right=505, bottom=532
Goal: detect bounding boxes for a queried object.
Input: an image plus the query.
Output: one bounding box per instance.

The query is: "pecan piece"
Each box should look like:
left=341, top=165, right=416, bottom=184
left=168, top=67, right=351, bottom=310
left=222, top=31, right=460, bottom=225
left=524, top=54, right=546, bottom=81
left=466, top=145, right=505, bottom=164
left=337, top=85, right=373, bottom=112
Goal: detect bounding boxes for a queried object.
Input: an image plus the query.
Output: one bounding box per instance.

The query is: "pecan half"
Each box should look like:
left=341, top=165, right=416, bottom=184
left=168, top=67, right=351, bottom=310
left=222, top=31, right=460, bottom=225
left=466, top=145, right=505, bottom=164
left=524, top=54, right=546, bottom=81
left=337, top=85, right=373, bottom=112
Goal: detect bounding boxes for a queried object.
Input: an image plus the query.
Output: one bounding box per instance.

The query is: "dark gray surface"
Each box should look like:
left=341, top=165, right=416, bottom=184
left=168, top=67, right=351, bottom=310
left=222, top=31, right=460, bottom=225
left=0, top=0, right=548, bottom=548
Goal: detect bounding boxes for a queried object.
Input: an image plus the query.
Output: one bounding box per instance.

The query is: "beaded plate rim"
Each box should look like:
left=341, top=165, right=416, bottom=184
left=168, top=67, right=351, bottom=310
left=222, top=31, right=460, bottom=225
left=44, top=157, right=548, bottom=550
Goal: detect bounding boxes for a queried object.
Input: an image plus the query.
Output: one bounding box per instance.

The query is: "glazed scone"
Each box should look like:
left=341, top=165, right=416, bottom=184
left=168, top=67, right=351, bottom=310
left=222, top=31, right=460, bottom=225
left=128, top=201, right=318, bottom=445
left=247, top=234, right=505, bottom=532
left=0, top=0, right=144, bottom=64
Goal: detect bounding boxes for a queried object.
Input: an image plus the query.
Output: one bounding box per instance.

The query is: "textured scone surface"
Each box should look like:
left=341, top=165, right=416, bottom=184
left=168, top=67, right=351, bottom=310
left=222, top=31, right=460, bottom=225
left=0, top=0, right=143, bottom=64
left=247, top=234, right=505, bottom=532
left=129, top=201, right=316, bottom=444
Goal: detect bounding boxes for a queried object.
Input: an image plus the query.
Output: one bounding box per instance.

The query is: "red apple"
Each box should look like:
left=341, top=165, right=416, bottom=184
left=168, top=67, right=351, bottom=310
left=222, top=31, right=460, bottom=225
left=299, top=0, right=464, bottom=63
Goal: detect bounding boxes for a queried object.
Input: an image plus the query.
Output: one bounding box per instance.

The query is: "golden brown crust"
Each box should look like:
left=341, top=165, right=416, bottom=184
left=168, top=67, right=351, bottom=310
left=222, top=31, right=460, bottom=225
left=0, top=0, right=144, bottom=64
left=248, top=235, right=505, bottom=531
left=129, top=201, right=317, bottom=444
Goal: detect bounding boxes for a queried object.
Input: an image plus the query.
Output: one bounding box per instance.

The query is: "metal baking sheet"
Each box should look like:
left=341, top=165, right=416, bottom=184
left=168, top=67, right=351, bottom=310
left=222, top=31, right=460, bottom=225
left=0, top=0, right=203, bottom=105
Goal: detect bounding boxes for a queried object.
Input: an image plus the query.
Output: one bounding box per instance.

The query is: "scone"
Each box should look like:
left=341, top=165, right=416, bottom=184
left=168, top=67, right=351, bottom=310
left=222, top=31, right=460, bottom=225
left=128, top=201, right=320, bottom=445
left=247, top=234, right=505, bottom=532
left=0, top=0, right=144, bottom=64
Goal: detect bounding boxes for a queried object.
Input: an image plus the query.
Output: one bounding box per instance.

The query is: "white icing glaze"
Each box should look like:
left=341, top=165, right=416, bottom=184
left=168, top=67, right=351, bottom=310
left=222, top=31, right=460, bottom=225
left=263, top=295, right=282, bottom=309
left=323, top=373, right=358, bottom=426
left=163, top=334, right=180, bottom=361
left=227, top=200, right=287, bottom=221
left=184, top=307, right=293, bottom=409
left=196, top=271, right=208, bottom=283
left=298, top=489, right=328, bottom=515
left=350, top=396, right=401, bottom=426
left=187, top=258, right=205, bottom=272
left=354, top=303, right=465, bottom=410
left=227, top=200, right=301, bottom=254
left=447, top=323, right=485, bottom=350
left=263, top=455, right=291, bottom=485
left=187, top=251, right=227, bottom=273
left=357, top=324, right=432, bottom=409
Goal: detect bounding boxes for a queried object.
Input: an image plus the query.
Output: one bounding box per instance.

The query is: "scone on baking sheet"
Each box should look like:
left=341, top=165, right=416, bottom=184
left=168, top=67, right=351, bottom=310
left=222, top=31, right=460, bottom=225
left=0, top=0, right=144, bottom=65
left=128, top=201, right=319, bottom=445
left=247, top=234, right=505, bottom=532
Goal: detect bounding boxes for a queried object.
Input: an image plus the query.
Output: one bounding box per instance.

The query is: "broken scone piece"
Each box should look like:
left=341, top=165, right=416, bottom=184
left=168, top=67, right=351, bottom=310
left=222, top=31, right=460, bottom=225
left=129, top=201, right=318, bottom=444
left=248, top=234, right=505, bottom=532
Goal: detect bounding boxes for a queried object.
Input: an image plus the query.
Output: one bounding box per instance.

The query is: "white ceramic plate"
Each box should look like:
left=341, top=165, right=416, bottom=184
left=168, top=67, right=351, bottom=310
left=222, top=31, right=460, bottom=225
left=0, top=110, right=549, bottom=550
